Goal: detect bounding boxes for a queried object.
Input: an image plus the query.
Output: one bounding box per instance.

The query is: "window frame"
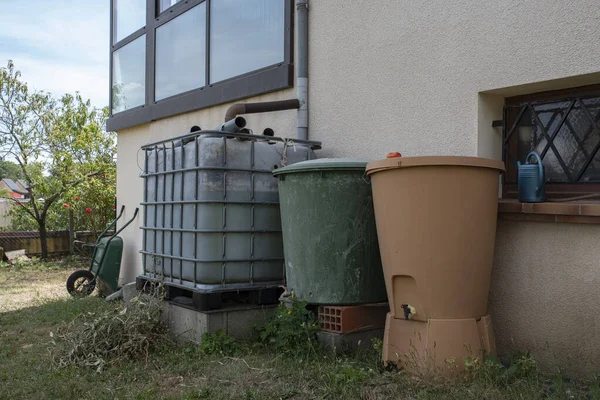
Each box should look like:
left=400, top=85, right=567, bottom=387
left=502, top=84, right=600, bottom=199
left=107, top=0, right=294, bottom=131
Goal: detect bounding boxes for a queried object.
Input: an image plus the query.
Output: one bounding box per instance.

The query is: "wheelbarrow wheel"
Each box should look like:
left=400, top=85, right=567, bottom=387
left=67, top=270, right=96, bottom=297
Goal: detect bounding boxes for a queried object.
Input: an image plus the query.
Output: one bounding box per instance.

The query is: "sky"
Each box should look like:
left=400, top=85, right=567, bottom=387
left=0, top=0, right=109, bottom=109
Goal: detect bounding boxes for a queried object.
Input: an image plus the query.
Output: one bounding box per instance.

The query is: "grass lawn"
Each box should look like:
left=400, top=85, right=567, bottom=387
left=1, top=260, right=599, bottom=400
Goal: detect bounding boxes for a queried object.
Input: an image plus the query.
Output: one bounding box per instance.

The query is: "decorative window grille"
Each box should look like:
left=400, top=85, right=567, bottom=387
left=503, top=86, right=600, bottom=198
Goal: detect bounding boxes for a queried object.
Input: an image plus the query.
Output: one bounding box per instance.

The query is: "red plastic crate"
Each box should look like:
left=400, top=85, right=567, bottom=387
left=318, top=304, right=389, bottom=334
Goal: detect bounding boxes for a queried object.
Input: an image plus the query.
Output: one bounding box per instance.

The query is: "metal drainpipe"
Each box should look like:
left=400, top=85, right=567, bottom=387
left=222, top=0, right=310, bottom=140
left=296, top=0, right=309, bottom=141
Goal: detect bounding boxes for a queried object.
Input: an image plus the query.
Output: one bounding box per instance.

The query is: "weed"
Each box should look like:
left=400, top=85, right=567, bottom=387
left=199, top=330, right=242, bottom=356
left=183, top=388, right=213, bottom=399
left=255, top=300, right=320, bottom=356
left=371, top=337, right=383, bottom=353
left=590, top=375, right=600, bottom=398
left=504, top=351, right=538, bottom=380
left=463, top=355, right=504, bottom=384
left=328, top=365, right=374, bottom=385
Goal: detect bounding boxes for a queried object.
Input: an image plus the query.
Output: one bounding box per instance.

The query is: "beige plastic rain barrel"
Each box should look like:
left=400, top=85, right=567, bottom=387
left=366, top=156, right=505, bottom=375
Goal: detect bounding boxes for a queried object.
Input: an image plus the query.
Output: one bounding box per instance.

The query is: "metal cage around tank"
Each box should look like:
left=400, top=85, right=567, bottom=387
left=139, top=130, right=321, bottom=294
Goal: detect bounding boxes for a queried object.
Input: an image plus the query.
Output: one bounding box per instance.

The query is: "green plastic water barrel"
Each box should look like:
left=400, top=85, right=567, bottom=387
left=273, top=158, right=386, bottom=305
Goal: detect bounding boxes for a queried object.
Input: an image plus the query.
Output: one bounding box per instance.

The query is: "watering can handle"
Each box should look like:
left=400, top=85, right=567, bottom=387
left=526, top=152, right=544, bottom=195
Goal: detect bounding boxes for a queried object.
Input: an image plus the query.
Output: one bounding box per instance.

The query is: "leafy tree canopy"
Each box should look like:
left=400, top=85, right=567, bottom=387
left=0, top=160, right=24, bottom=180
left=0, top=60, right=116, bottom=256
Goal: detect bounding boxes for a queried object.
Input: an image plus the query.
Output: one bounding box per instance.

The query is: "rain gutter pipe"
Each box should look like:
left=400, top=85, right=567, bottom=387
left=223, top=0, right=309, bottom=141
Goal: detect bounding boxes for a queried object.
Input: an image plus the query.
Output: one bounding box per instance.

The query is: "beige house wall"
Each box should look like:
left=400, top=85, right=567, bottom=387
left=116, top=1, right=600, bottom=376
left=0, top=199, right=13, bottom=228
left=491, top=221, right=600, bottom=377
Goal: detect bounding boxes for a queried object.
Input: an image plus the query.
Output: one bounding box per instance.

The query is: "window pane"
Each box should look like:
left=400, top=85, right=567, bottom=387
left=210, top=0, right=285, bottom=84
left=113, top=0, right=146, bottom=43
left=112, top=35, right=146, bottom=113
left=581, top=156, right=600, bottom=182
left=554, top=104, right=599, bottom=178
left=159, top=0, right=183, bottom=13
left=581, top=97, right=600, bottom=182
left=155, top=3, right=206, bottom=101
left=505, top=96, right=600, bottom=185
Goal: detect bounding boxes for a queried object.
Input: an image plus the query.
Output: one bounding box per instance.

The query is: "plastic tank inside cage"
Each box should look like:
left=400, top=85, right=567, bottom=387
left=140, top=131, right=320, bottom=293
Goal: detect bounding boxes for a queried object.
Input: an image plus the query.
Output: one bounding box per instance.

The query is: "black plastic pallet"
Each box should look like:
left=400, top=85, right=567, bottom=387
left=135, top=276, right=282, bottom=311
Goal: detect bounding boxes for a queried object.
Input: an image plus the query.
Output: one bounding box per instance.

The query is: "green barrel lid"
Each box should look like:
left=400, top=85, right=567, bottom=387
left=273, top=158, right=368, bottom=176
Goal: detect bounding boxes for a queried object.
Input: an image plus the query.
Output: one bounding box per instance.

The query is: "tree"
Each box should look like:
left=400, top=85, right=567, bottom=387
left=0, top=160, right=24, bottom=180
left=7, top=169, right=116, bottom=234
left=0, top=60, right=116, bottom=257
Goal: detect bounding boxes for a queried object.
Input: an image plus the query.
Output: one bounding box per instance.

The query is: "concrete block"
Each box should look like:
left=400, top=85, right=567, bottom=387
left=105, top=288, right=123, bottom=302
left=167, top=303, right=206, bottom=342
left=226, top=307, right=273, bottom=339
left=318, top=329, right=384, bottom=353
left=122, top=282, right=138, bottom=303
left=163, top=302, right=276, bottom=344
left=5, top=249, right=29, bottom=264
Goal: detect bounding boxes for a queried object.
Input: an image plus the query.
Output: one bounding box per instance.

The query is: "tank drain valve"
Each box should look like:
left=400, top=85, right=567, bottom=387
left=401, top=304, right=416, bottom=320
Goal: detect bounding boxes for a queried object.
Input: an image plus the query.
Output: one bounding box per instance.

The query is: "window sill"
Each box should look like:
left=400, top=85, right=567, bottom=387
left=498, top=199, right=600, bottom=224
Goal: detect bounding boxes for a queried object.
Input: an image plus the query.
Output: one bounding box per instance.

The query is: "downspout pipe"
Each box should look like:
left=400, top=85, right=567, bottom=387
left=224, top=99, right=300, bottom=122
left=296, top=0, right=309, bottom=141
left=223, top=0, right=309, bottom=141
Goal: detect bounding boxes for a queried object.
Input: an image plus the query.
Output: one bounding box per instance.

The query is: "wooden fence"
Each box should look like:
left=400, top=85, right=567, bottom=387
left=0, top=231, right=105, bottom=256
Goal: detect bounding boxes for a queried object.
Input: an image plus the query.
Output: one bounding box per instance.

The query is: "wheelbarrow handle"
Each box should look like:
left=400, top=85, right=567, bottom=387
left=101, top=207, right=140, bottom=245
left=96, top=205, right=126, bottom=240
left=112, top=207, right=139, bottom=237
left=86, top=207, right=139, bottom=280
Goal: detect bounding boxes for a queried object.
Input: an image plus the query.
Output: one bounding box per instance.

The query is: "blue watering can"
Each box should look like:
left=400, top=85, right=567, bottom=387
left=517, top=152, right=545, bottom=202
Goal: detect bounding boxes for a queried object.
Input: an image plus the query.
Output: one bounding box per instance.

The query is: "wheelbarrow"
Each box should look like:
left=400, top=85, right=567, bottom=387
left=66, top=206, right=139, bottom=297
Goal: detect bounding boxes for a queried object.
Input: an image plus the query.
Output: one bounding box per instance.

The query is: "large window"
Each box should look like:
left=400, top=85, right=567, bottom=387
left=155, top=3, right=206, bottom=101
left=210, top=0, right=285, bottom=84
left=503, top=85, right=600, bottom=198
left=158, top=0, right=183, bottom=13
left=112, top=35, right=146, bottom=113
left=113, top=0, right=146, bottom=43
left=108, top=0, right=293, bottom=131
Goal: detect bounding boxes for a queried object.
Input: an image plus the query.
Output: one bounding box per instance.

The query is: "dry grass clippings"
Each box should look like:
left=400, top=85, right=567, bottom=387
left=50, top=296, right=170, bottom=372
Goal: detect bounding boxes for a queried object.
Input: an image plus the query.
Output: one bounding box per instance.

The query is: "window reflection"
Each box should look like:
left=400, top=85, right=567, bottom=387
left=155, top=3, right=206, bottom=101
left=159, top=0, right=183, bottom=13
left=113, top=0, right=146, bottom=43
left=112, top=35, right=146, bottom=113
left=210, top=0, right=285, bottom=84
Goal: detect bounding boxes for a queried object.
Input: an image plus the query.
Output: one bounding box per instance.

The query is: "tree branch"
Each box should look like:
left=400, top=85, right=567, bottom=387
left=41, top=171, right=100, bottom=216
left=8, top=197, right=38, bottom=222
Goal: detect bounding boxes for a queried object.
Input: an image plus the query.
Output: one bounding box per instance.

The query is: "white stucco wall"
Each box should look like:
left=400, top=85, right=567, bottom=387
left=308, top=1, right=600, bottom=159
left=491, top=221, right=600, bottom=377
left=116, top=1, right=600, bottom=376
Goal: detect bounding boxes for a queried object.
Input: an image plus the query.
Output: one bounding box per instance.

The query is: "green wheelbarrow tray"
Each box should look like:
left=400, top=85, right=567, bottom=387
left=67, top=206, right=139, bottom=297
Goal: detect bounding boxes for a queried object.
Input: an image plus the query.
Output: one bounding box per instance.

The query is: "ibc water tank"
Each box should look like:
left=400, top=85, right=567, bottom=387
left=140, top=131, right=320, bottom=293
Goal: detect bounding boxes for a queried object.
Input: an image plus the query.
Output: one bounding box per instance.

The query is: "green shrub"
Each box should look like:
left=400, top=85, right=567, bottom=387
left=256, top=301, right=320, bottom=355
left=199, top=330, right=242, bottom=356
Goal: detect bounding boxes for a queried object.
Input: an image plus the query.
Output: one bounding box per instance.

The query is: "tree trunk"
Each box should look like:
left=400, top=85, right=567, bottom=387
left=68, top=209, right=75, bottom=255
left=39, top=220, right=48, bottom=259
